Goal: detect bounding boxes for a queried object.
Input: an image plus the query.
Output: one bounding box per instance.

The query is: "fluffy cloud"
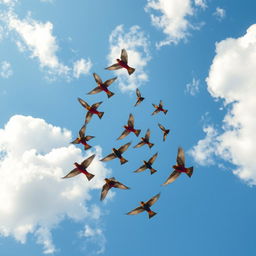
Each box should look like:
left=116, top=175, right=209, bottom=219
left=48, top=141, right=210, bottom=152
left=185, top=77, right=200, bottom=95
left=107, top=25, right=151, bottom=92
left=213, top=7, right=226, bottom=21
left=0, top=115, right=111, bottom=253
left=73, top=58, right=92, bottom=78
left=190, top=24, right=256, bottom=185
left=145, top=0, right=205, bottom=47
left=194, top=0, right=207, bottom=9
left=0, top=61, right=13, bottom=78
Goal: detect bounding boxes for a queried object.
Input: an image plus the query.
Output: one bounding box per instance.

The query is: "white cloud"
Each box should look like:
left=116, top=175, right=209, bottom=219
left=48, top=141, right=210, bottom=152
left=190, top=24, right=256, bottom=185
left=145, top=0, right=204, bottom=47
left=0, top=61, right=13, bottom=78
left=213, top=7, right=226, bottom=21
left=194, top=0, right=207, bottom=9
left=107, top=25, right=151, bottom=92
left=73, top=58, right=92, bottom=78
left=185, top=77, right=200, bottom=95
left=0, top=115, right=111, bottom=253
left=0, top=0, right=17, bottom=6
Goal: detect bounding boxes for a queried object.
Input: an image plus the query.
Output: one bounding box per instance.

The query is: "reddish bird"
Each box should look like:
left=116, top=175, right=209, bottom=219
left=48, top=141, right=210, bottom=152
left=71, top=125, right=95, bottom=150
left=105, top=49, right=135, bottom=75
left=134, top=129, right=154, bottom=149
left=134, top=88, right=144, bottom=107
left=152, top=100, right=168, bottom=115
left=162, top=147, right=193, bottom=185
left=126, top=193, right=160, bottom=219
left=87, top=73, right=117, bottom=98
left=78, top=98, right=104, bottom=124
left=117, top=113, right=141, bottom=140
left=158, top=123, right=170, bottom=141
left=100, top=177, right=130, bottom=201
left=62, top=154, right=95, bottom=181
left=134, top=152, right=158, bottom=175
left=100, top=142, right=131, bottom=165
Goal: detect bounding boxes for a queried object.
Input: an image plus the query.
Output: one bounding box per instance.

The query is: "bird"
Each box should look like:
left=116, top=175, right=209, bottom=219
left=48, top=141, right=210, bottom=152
left=158, top=123, right=170, bottom=141
left=77, top=97, right=104, bottom=124
left=126, top=193, right=160, bottom=219
left=152, top=100, right=168, bottom=115
left=87, top=73, right=117, bottom=98
left=100, top=142, right=131, bottom=165
left=105, top=49, right=135, bottom=75
left=133, top=129, right=154, bottom=149
left=62, top=154, right=95, bottom=181
left=117, top=113, right=141, bottom=140
left=134, top=88, right=144, bottom=106
left=100, top=177, right=130, bottom=201
left=70, top=125, right=95, bottom=150
left=133, top=152, right=158, bottom=175
left=162, top=147, right=194, bottom=185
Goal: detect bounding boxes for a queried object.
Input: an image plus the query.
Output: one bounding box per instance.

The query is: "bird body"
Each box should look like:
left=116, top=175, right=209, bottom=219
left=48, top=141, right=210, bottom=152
left=152, top=100, right=168, bottom=115
left=134, top=129, right=154, bottom=149
left=134, top=153, right=158, bottom=175
left=71, top=125, right=94, bottom=150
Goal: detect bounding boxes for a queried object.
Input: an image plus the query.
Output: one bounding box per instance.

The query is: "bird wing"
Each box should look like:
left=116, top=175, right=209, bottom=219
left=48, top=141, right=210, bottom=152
left=93, top=73, right=103, bottom=84
left=79, top=125, right=86, bottom=138
left=85, top=112, right=93, bottom=124
left=85, top=135, right=95, bottom=141
left=62, top=168, right=80, bottom=179
left=113, top=181, right=130, bottom=190
left=70, top=138, right=80, bottom=144
left=120, top=49, right=128, bottom=64
left=87, top=87, right=103, bottom=95
left=134, top=164, right=147, bottom=173
left=118, top=142, right=131, bottom=154
left=145, top=129, right=150, bottom=141
left=146, top=193, right=161, bottom=206
left=127, top=206, right=145, bottom=215
left=78, top=97, right=90, bottom=109
left=158, top=123, right=165, bottom=132
left=104, top=77, right=117, bottom=87
left=163, top=133, right=168, bottom=141
left=91, top=101, right=103, bottom=109
left=80, top=154, right=95, bottom=168
left=162, top=170, right=181, bottom=185
left=159, top=100, right=163, bottom=108
left=100, top=153, right=116, bottom=162
left=105, top=63, right=122, bottom=70
left=152, top=108, right=160, bottom=116
left=134, top=99, right=142, bottom=107
left=128, top=113, right=134, bottom=127
left=177, top=147, right=185, bottom=166
left=148, top=152, right=158, bottom=165
left=136, top=88, right=141, bottom=97
left=100, top=183, right=111, bottom=201
left=117, top=129, right=130, bottom=140
left=133, top=141, right=146, bottom=148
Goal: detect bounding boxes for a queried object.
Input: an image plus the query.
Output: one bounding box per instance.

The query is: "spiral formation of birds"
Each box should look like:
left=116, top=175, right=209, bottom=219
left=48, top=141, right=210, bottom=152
left=62, top=49, right=194, bottom=219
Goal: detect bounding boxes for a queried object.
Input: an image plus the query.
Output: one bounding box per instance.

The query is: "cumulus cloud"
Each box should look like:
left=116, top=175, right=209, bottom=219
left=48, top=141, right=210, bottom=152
left=107, top=25, right=151, bottom=92
left=145, top=0, right=205, bottom=47
left=0, top=115, right=111, bottom=253
left=190, top=24, right=256, bottom=185
left=213, top=7, right=226, bottom=21
left=0, top=61, right=13, bottom=78
left=185, top=78, right=200, bottom=95
left=73, top=58, right=92, bottom=78
left=194, top=0, right=207, bottom=9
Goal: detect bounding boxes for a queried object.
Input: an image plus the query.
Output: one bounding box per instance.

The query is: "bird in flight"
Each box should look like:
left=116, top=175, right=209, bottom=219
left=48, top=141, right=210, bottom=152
left=133, top=152, right=158, bottom=175
left=105, top=49, right=135, bottom=75
left=77, top=98, right=104, bottom=124
left=87, top=73, right=117, bottom=98
left=134, top=88, right=145, bottom=106
left=100, top=142, right=131, bottom=165
left=70, top=125, right=95, bottom=150
left=62, top=154, right=95, bottom=181
left=100, top=177, right=130, bottom=201
left=162, top=147, right=193, bottom=185
left=158, top=123, right=170, bottom=141
left=126, top=193, right=160, bottom=219
left=133, top=129, right=154, bottom=149
left=152, top=100, right=168, bottom=115
left=117, top=113, right=141, bottom=140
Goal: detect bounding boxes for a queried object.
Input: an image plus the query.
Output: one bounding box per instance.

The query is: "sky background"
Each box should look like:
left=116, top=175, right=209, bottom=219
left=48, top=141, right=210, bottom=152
left=1, top=0, right=256, bottom=255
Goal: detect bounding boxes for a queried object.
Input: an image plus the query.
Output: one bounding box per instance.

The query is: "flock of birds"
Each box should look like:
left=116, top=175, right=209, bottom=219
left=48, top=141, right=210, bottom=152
left=62, top=49, right=194, bottom=219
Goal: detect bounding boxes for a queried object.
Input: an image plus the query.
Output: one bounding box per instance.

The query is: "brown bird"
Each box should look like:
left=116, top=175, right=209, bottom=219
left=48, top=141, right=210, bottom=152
left=152, top=100, right=168, bottom=115
left=87, top=73, right=117, bottom=98
left=100, top=142, right=131, bottom=165
left=117, top=113, right=141, bottom=140
left=62, top=154, right=95, bottom=181
left=134, top=88, right=144, bottom=106
left=71, top=125, right=95, bottom=150
left=78, top=98, right=104, bottom=124
left=134, top=129, right=154, bottom=149
left=134, top=152, right=158, bottom=175
left=105, top=49, right=135, bottom=75
left=158, top=123, right=170, bottom=141
left=162, top=147, right=194, bottom=185
left=100, top=177, right=130, bottom=201
left=126, top=193, right=160, bottom=219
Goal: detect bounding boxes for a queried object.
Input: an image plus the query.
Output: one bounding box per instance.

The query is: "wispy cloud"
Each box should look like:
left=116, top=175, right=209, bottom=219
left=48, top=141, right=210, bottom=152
left=0, top=61, right=13, bottom=78
left=194, top=0, right=207, bottom=9
left=73, top=58, right=92, bottom=78
left=185, top=78, right=200, bottom=95
left=213, top=7, right=226, bottom=21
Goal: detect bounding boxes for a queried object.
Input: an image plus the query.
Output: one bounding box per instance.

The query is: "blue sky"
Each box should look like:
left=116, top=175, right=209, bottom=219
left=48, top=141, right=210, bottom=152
left=1, top=0, right=256, bottom=255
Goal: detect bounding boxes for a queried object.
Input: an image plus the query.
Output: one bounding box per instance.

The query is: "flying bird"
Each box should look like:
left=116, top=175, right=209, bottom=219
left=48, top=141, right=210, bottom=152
left=152, top=100, right=168, bottom=115
left=78, top=97, right=104, bottom=124
left=105, top=49, right=135, bottom=75
left=158, top=123, right=170, bottom=141
left=100, top=177, right=130, bottom=201
left=70, top=125, right=95, bottom=150
left=62, top=154, right=95, bottom=181
left=134, top=129, right=154, bottom=149
left=100, top=142, right=131, bottom=165
left=162, top=147, right=193, bottom=185
left=126, top=193, right=160, bottom=219
left=87, top=73, right=117, bottom=98
left=117, top=113, right=141, bottom=140
left=134, top=152, right=158, bottom=175
left=134, top=88, right=144, bottom=106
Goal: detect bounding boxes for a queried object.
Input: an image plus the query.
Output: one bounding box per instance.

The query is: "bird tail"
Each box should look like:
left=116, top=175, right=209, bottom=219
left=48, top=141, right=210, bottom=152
left=186, top=167, right=194, bottom=178
left=84, top=143, right=91, bottom=150
left=98, top=112, right=104, bottom=119
left=148, top=143, right=154, bottom=149
left=134, top=129, right=141, bottom=137
left=127, top=67, right=135, bottom=75
left=85, top=172, right=95, bottom=181
left=107, top=91, right=115, bottom=98
left=120, top=157, right=128, bottom=165
left=163, top=109, right=168, bottom=115
left=150, top=168, right=157, bottom=175
left=148, top=210, right=157, bottom=219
